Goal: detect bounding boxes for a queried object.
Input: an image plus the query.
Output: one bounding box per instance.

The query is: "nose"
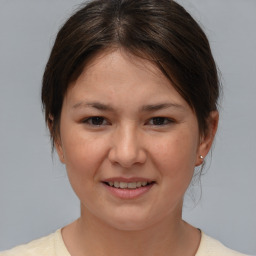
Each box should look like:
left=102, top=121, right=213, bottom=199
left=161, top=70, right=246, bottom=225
left=108, top=124, right=147, bottom=168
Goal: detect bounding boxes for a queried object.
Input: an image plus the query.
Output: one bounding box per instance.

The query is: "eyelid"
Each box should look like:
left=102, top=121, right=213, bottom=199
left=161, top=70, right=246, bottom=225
left=81, top=116, right=175, bottom=127
left=146, top=117, right=175, bottom=126
left=82, top=116, right=110, bottom=126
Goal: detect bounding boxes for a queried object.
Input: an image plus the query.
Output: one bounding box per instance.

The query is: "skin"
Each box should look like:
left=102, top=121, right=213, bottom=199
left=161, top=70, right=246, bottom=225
left=54, top=49, right=218, bottom=256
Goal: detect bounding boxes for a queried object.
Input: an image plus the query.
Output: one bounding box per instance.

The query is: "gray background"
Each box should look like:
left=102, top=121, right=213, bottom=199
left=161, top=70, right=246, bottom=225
left=0, top=0, right=255, bottom=254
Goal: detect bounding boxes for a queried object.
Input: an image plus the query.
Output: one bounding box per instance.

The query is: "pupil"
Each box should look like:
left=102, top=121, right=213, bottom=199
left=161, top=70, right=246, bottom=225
left=153, top=117, right=165, bottom=125
left=92, top=117, right=104, bottom=125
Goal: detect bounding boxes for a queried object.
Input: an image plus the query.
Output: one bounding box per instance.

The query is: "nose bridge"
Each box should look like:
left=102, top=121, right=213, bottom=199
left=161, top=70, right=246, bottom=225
left=119, top=123, right=138, bottom=154
left=109, top=122, right=145, bottom=167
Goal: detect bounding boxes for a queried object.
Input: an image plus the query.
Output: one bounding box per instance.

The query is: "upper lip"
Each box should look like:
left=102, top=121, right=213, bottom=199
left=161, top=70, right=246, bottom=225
left=103, top=177, right=155, bottom=183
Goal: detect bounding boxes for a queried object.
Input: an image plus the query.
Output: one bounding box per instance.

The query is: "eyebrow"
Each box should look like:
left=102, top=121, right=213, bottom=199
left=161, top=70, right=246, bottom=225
left=72, top=101, right=185, bottom=112
left=72, top=102, right=114, bottom=111
left=141, top=103, right=185, bottom=112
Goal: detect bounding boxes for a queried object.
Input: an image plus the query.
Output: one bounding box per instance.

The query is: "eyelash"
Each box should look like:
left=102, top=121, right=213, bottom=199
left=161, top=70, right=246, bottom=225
left=82, top=116, right=174, bottom=127
left=147, top=117, right=174, bottom=126
left=82, top=116, right=109, bottom=126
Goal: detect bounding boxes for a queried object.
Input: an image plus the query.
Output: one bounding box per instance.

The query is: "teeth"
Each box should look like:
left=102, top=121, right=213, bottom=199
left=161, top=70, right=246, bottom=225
left=136, top=182, right=142, bottom=188
left=127, top=182, right=137, bottom=189
left=120, top=182, right=128, bottom=189
left=114, top=181, right=120, bottom=188
left=141, top=181, right=147, bottom=186
left=107, top=181, right=151, bottom=189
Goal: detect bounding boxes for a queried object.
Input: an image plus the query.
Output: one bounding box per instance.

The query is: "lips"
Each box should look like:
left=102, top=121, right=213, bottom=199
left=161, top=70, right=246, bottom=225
left=102, top=178, right=155, bottom=199
left=105, top=181, right=153, bottom=189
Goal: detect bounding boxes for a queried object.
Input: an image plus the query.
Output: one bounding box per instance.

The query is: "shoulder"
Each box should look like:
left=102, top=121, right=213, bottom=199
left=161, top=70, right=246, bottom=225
left=196, top=232, right=249, bottom=256
left=0, top=229, right=70, bottom=256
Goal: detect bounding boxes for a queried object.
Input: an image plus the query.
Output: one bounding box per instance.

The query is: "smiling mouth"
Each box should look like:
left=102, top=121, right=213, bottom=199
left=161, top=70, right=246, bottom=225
left=104, top=181, right=155, bottom=189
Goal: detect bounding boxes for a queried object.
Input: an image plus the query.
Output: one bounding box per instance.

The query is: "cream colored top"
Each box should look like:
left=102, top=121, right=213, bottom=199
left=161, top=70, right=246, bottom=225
left=0, top=229, right=249, bottom=256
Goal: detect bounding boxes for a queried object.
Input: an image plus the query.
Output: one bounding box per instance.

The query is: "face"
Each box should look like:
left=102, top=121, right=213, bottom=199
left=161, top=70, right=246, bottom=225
left=56, top=49, right=217, bottom=231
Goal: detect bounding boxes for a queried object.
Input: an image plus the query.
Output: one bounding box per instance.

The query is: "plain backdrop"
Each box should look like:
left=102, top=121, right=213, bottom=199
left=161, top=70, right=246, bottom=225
left=0, top=0, right=255, bottom=254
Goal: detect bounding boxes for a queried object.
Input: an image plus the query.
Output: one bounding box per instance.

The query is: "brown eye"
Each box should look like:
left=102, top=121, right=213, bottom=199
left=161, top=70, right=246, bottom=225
left=83, top=116, right=108, bottom=126
left=148, top=117, right=173, bottom=126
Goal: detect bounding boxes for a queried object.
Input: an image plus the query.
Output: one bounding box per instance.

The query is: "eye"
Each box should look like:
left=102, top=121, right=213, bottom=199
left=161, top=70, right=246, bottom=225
left=83, top=116, right=109, bottom=126
left=147, top=117, right=174, bottom=126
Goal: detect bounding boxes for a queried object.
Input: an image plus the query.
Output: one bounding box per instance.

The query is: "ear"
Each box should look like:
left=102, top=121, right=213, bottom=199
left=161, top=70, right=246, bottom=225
left=196, top=111, right=219, bottom=166
left=47, top=115, right=65, bottom=164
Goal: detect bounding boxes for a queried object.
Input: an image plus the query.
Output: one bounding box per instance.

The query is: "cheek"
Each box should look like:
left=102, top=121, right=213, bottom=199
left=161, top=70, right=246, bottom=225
left=61, top=130, right=109, bottom=184
left=151, top=131, right=198, bottom=181
left=61, top=137, right=108, bottom=206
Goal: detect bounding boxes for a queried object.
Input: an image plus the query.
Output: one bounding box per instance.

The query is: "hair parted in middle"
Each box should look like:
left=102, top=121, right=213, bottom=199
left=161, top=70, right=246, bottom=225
left=42, top=0, right=220, bottom=146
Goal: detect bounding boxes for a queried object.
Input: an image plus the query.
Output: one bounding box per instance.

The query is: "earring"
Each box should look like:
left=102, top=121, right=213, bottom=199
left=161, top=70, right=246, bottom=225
left=199, top=155, right=204, bottom=159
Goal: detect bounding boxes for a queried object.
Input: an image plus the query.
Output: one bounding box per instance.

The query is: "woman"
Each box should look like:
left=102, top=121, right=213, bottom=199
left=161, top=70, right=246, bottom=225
left=0, top=0, right=249, bottom=255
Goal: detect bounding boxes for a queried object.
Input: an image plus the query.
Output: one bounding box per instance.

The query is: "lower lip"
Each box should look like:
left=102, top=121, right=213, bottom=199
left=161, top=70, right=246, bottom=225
left=103, top=183, right=154, bottom=199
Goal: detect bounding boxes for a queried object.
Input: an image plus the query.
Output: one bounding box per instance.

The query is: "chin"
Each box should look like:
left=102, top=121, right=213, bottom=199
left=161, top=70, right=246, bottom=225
left=101, top=208, right=161, bottom=232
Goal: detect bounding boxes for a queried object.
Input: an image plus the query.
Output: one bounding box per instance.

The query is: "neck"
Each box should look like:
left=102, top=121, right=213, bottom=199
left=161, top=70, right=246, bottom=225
left=62, top=206, right=200, bottom=256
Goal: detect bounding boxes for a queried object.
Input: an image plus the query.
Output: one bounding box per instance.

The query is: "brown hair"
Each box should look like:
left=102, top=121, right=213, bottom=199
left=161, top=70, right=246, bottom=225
left=42, top=0, right=220, bottom=146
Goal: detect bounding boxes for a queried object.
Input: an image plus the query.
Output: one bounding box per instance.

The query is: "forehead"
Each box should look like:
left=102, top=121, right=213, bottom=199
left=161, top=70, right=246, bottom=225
left=63, top=49, right=192, bottom=116
left=83, top=49, right=167, bottom=82
left=69, top=49, right=174, bottom=94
